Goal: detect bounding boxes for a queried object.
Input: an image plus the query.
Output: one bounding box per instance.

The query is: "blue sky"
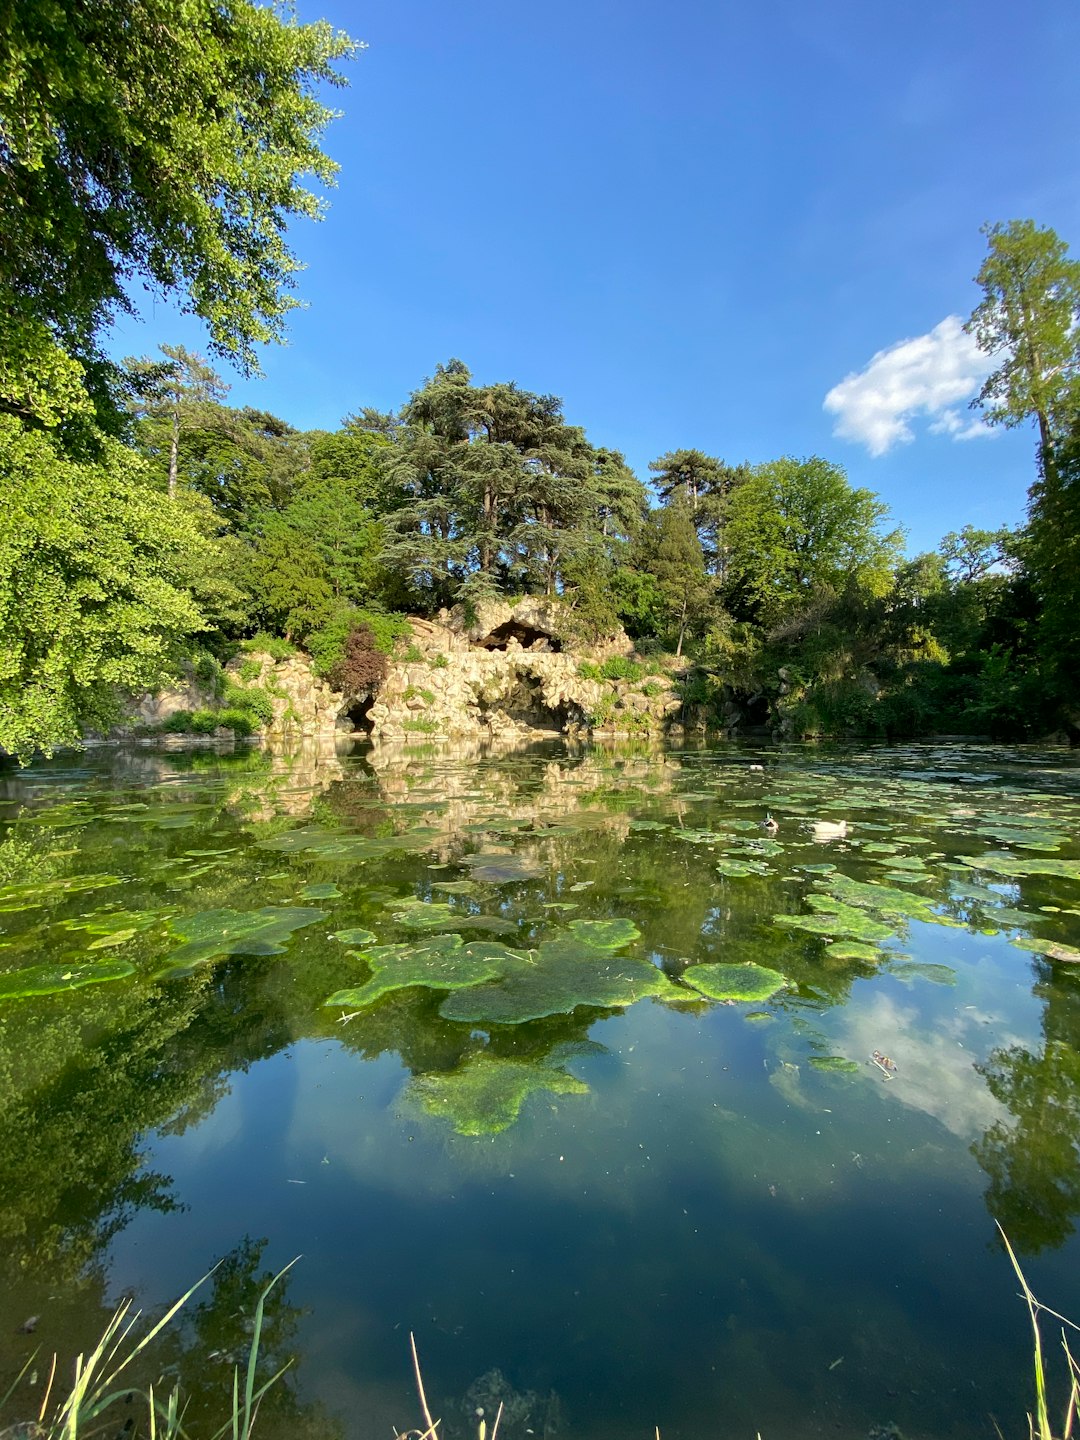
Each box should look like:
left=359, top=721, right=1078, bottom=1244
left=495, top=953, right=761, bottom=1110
left=109, top=0, right=1080, bottom=554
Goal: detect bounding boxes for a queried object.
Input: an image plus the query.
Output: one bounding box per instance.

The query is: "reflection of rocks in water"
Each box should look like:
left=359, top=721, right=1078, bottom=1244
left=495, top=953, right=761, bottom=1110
left=452, top=1369, right=561, bottom=1440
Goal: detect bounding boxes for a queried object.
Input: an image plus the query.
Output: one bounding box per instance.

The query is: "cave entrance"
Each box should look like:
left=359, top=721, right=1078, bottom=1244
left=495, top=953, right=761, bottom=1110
left=480, top=620, right=561, bottom=653
left=339, top=694, right=375, bottom=735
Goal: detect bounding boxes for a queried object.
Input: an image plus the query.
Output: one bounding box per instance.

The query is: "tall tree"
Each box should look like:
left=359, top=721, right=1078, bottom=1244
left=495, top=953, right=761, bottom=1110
left=125, top=346, right=229, bottom=496
left=724, top=456, right=901, bottom=626
left=0, top=1, right=356, bottom=426
left=643, top=502, right=714, bottom=657
left=966, top=220, right=1080, bottom=456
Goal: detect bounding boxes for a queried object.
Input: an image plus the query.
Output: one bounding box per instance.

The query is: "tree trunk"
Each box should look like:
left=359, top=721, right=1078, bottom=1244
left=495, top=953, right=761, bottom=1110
left=168, top=404, right=179, bottom=498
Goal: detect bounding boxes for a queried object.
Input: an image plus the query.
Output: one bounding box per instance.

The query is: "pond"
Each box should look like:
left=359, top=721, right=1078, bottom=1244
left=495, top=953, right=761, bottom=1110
left=1, top=737, right=1079, bottom=1440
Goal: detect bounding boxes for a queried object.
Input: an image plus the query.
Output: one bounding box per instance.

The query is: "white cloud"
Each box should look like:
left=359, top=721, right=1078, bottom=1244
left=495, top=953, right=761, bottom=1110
left=824, top=315, right=995, bottom=456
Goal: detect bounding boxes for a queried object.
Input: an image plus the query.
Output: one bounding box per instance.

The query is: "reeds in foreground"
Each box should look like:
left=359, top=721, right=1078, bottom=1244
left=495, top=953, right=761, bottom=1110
left=1, top=1259, right=296, bottom=1440
left=999, top=1222, right=1080, bottom=1440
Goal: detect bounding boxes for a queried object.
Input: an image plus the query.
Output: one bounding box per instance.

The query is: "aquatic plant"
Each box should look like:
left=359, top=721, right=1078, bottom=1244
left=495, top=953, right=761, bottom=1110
left=681, top=961, right=786, bottom=1002
left=0, top=1265, right=294, bottom=1440
left=158, top=906, right=326, bottom=973
left=407, top=1052, right=590, bottom=1135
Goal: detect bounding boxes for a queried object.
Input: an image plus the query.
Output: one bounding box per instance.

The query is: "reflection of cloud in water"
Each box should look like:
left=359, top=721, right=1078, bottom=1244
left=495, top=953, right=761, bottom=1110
left=835, top=990, right=1014, bottom=1140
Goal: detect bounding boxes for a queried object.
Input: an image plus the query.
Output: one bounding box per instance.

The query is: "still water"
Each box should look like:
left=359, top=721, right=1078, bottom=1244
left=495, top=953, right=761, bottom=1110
left=1, top=738, right=1079, bottom=1440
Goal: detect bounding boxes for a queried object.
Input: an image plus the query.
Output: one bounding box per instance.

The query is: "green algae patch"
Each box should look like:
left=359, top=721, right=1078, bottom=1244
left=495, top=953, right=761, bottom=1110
left=715, top=857, right=770, bottom=878
left=808, top=1056, right=860, bottom=1074
left=325, top=936, right=514, bottom=1010
left=959, top=854, right=1080, bottom=882
left=887, top=960, right=957, bottom=985
left=407, top=1054, right=589, bottom=1135
left=0, top=874, right=124, bottom=914
left=775, top=900, right=894, bottom=943
left=388, top=899, right=513, bottom=935
left=331, top=928, right=377, bottom=946
left=0, top=957, right=135, bottom=999
left=158, top=905, right=326, bottom=973
left=301, top=882, right=342, bottom=900
left=1009, top=935, right=1080, bottom=963
left=567, top=917, right=640, bottom=949
left=463, top=851, right=545, bottom=883
left=819, top=874, right=958, bottom=926
left=823, top=941, right=881, bottom=962
left=681, top=962, right=786, bottom=1003
left=439, top=935, right=674, bottom=1025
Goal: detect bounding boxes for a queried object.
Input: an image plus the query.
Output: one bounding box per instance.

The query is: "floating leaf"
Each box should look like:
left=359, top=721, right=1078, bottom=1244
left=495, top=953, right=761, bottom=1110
left=407, top=1054, right=589, bottom=1135
left=0, top=958, right=135, bottom=999
left=440, top=935, right=674, bottom=1025
left=325, top=936, right=514, bottom=1009
left=681, top=962, right=786, bottom=1002
left=158, top=906, right=326, bottom=973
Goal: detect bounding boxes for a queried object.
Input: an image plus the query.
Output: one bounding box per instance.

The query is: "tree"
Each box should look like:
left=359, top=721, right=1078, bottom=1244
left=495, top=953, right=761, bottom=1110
left=125, top=346, right=229, bottom=495
left=642, top=502, right=714, bottom=657
left=0, top=0, right=356, bottom=423
left=724, top=456, right=901, bottom=626
left=938, top=524, right=1012, bottom=584
left=966, top=221, right=1080, bottom=455
left=0, top=418, right=209, bottom=759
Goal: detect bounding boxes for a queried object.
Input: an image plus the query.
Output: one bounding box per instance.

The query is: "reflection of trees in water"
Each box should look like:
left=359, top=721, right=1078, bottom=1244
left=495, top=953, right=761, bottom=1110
left=973, top=965, right=1080, bottom=1254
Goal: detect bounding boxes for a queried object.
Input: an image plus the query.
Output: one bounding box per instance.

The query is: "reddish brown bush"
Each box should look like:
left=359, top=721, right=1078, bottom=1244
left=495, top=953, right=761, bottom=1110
left=329, top=625, right=389, bottom=694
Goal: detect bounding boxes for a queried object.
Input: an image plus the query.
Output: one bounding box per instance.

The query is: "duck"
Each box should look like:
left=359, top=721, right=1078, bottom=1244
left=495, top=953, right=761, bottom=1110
left=762, top=813, right=779, bottom=834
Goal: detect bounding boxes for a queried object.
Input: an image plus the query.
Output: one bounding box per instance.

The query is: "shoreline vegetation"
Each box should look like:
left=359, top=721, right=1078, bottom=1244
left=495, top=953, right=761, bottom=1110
left=1, top=1240, right=1075, bottom=1440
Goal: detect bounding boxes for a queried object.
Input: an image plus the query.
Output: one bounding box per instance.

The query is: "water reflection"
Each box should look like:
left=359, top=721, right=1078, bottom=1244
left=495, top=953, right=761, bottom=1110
left=0, top=738, right=1079, bottom=1439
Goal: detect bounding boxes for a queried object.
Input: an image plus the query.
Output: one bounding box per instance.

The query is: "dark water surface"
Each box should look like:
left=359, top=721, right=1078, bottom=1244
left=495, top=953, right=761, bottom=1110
left=2, top=738, right=1080, bottom=1440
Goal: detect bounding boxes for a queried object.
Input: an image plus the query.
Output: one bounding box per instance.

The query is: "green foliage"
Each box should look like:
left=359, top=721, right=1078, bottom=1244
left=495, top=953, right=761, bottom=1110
left=0, top=419, right=208, bottom=760
left=241, top=633, right=296, bottom=662
left=431, top=652, right=449, bottom=669
left=238, top=658, right=262, bottom=682
left=216, top=708, right=257, bottom=738
left=402, top=717, right=439, bottom=733
left=577, top=661, right=603, bottom=681
left=967, top=220, right=1080, bottom=448
left=680, top=962, right=786, bottom=1002
left=222, top=683, right=275, bottom=727
left=598, top=655, right=644, bottom=682
left=0, top=0, right=357, bottom=405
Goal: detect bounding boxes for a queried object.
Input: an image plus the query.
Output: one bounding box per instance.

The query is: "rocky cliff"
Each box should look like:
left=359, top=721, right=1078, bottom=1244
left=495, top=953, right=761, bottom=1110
left=134, top=599, right=683, bottom=746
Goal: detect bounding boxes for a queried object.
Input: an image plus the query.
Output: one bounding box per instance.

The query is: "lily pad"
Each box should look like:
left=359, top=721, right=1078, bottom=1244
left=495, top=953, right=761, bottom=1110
left=325, top=936, right=514, bottom=1009
left=681, top=962, right=786, bottom=1002
left=440, top=935, right=674, bottom=1025
left=407, top=1054, right=589, bottom=1135
left=0, top=957, right=135, bottom=999
left=158, top=906, right=326, bottom=972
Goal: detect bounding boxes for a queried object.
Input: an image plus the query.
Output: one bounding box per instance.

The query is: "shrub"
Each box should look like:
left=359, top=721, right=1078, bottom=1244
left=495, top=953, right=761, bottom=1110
left=161, top=709, right=194, bottom=734
left=599, top=655, right=644, bottom=682
left=188, top=709, right=222, bottom=734
left=307, top=607, right=410, bottom=677
left=431, top=653, right=449, bottom=669
left=403, top=716, right=438, bottom=733
left=223, top=682, right=275, bottom=727
left=329, top=625, right=389, bottom=695
left=400, top=642, right=424, bottom=663
left=240, top=631, right=296, bottom=661
left=216, top=708, right=257, bottom=737
left=238, top=658, right=262, bottom=683
left=577, top=660, right=602, bottom=682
